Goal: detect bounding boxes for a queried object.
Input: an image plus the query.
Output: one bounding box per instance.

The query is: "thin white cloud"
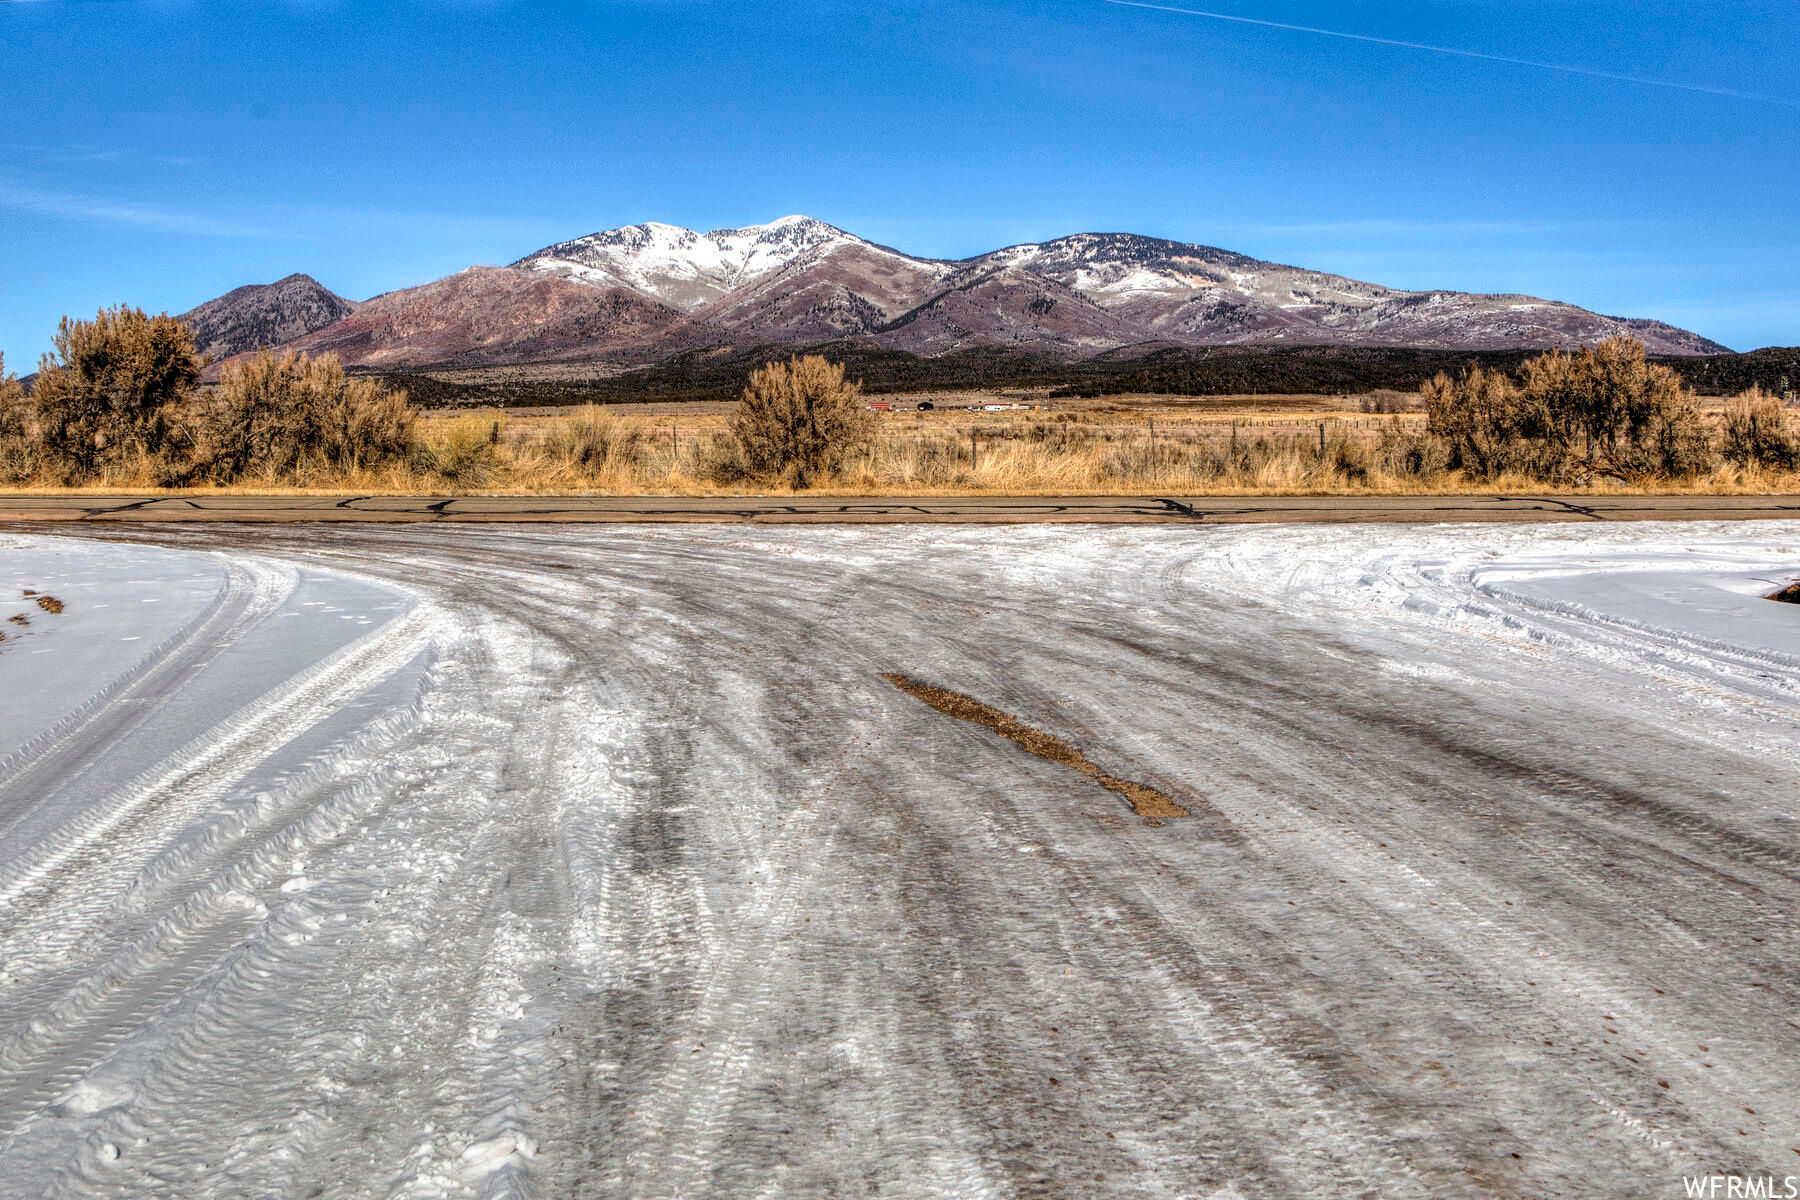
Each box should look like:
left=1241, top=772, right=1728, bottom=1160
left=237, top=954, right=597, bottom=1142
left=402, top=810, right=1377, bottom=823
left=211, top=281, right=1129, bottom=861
left=0, top=180, right=274, bottom=238
left=0, top=175, right=570, bottom=260
left=0, top=143, right=206, bottom=168
left=1105, top=1, right=1800, bottom=108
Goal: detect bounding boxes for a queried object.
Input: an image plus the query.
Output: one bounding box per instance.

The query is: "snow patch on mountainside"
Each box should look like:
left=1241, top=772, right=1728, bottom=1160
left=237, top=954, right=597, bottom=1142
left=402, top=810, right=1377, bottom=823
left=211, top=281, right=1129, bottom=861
left=514, top=216, right=859, bottom=311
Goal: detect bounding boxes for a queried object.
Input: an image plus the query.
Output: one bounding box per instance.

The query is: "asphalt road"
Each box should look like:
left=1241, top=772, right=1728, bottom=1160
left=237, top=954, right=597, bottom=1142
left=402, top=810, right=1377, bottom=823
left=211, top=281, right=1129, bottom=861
left=2, top=491, right=1800, bottom=524
left=3, top=521, right=1796, bottom=1198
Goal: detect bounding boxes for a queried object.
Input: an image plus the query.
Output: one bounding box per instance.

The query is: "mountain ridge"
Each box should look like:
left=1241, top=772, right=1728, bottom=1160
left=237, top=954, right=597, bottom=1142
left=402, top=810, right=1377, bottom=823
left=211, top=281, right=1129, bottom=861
left=179, top=273, right=358, bottom=362
left=274, top=266, right=689, bottom=370
left=198, top=216, right=1734, bottom=373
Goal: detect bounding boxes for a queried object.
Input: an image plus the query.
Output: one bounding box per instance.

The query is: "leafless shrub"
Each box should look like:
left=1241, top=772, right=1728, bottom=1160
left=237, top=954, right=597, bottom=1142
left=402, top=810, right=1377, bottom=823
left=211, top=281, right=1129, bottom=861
left=1519, top=338, right=1710, bottom=478
left=1721, top=388, right=1799, bottom=470
left=693, top=431, right=753, bottom=483
left=30, top=307, right=203, bottom=480
left=1626, top=392, right=1713, bottom=480
left=412, top=414, right=501, bottom=487
left=1359, top=390, right=1415, bottom=414
left=0, top=353, right=37, bottom=484
left=1423, top=362, right=1545, bottom=478
left=194, top=349, right=415, bottom=483
left=729, top=356, right=869, bottom=486
left=1426, top=338, right=1713, bottom=480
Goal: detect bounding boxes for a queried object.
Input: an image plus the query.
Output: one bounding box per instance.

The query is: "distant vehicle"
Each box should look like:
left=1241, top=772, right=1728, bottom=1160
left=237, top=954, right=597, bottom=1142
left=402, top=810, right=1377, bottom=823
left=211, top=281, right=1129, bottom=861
left=865, top=401, right=892, bottom=412
left=916, top=401, right=935, bottom=411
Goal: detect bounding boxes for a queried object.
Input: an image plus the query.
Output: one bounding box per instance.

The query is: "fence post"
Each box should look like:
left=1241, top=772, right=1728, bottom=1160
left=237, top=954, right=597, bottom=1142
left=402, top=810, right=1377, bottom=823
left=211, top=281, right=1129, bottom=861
left=971, top=430, right=978, bottom=471
left=1318, top=422, right=1326, bottom=457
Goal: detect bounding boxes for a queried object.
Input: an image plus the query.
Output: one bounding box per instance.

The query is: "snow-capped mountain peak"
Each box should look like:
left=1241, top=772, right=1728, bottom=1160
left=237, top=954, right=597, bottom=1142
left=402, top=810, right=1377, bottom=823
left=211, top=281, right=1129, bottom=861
left=514, top=215, right=859, bottom=311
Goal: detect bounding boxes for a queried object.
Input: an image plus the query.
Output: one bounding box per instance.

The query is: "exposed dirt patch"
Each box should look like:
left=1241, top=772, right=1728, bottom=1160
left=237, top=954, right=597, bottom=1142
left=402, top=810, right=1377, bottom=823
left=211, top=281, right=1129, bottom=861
left=33, top=595, right=63, bottom=614
left=881, top=673, right=1189, bottom=821
left=1770, top=582, right=1800, bottom=605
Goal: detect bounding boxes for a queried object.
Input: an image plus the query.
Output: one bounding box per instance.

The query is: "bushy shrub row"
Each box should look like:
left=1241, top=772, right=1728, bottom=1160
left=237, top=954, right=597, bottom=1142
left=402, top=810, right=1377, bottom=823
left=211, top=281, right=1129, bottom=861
left=1423, top=338, right=1796, bottom=481
left=0, top=315, right=870, bottom=489
left=0, top=307, right=415, bottom=486
left=3, top=316, right=1795, bottom=492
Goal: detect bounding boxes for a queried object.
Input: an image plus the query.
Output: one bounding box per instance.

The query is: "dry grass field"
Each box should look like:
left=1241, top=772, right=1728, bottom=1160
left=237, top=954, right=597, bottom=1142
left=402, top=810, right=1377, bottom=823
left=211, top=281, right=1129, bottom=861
left=7, top=388, right=1798, bottom=498
left=388, top=389, right=1800, bottom=496
left=11, top=319, right=1792, bottom=497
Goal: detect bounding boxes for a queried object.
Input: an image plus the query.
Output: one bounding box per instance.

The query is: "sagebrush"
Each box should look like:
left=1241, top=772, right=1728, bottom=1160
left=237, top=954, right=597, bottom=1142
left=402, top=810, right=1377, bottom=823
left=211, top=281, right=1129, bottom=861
left=6, top=311, right=416, bottom=486
left=4, top=317, right=1798, bottom=496
left=198, top=349, right=414, bottom=483
left=729, top=355, right=870, bottom=485
left=1720, top=388, right=1799, bottom=470
left=30, top=307, right=204, bottom=481
left=1426, top=337, right=1714, bottom=481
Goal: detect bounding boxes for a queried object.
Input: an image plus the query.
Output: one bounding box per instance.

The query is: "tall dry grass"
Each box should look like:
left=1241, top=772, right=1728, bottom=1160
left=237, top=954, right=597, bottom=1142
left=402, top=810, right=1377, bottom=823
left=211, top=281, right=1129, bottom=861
left=350, top=406, right=1800, bottom=495
left=7, top=388, right=1799, bottom=498
left=6, top=313, right=1796, bottom=497
left=10, top=404, right=1800, bottom=496
left=9, top=407, right=1800, bottom=496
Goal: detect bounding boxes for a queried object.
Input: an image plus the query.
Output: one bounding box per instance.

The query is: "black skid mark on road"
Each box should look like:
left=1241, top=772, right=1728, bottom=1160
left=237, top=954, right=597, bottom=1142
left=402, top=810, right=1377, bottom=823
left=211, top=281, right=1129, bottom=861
left=1499, top=495, right=1608, bottom=520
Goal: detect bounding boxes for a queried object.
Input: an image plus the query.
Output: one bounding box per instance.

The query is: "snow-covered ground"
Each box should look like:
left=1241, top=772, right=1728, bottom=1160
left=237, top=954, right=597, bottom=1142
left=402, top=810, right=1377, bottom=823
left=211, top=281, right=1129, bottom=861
left=1, top=522, right=1797, bottom=1199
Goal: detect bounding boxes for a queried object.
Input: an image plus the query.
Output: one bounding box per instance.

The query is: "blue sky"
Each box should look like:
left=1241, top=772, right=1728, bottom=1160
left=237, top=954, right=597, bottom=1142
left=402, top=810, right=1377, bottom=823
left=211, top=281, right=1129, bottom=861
left=1, top=0, right=1795, bottom=369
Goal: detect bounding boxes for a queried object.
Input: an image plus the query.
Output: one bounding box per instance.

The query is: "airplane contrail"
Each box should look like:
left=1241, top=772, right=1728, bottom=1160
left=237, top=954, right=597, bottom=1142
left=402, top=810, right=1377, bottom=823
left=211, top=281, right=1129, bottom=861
left=1104, top=0, right=1800, bottom=108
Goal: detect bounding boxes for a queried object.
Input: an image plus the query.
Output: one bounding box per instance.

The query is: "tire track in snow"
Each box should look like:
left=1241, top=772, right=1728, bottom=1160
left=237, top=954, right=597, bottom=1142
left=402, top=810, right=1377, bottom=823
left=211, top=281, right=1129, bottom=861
left=0, top=699, right=434, bottom=1136
left=0, top=555, right=294, bottom=822
left=3, top=523, right=1798, bottom=1198
left=0, top=602, right=441, bottom=967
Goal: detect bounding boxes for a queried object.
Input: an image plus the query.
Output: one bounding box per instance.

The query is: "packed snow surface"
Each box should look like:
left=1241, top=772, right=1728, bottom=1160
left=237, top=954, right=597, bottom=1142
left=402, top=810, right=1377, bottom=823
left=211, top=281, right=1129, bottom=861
left=2, top=522, right=1798, bottom=1198
left=1, top=542, right=227, bottom=756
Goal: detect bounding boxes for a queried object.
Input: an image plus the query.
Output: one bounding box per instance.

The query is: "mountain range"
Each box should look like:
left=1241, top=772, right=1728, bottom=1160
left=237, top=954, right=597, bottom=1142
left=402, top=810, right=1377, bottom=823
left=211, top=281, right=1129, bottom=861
left=184, top=215, right=1731, bottom=373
